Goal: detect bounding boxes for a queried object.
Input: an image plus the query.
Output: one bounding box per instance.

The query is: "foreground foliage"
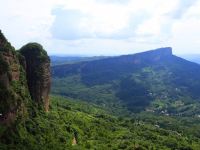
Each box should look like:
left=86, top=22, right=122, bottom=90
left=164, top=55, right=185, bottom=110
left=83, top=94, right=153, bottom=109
left=0, top=96, right=200, bottom=150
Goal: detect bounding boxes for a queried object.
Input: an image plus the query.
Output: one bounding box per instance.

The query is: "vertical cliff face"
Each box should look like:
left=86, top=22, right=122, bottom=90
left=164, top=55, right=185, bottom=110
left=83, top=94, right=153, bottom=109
left=0, top=30, right=30, bottom=124
left=19, top=43, right=51, bottom=112
left=0, top=30, right=51, bottom=125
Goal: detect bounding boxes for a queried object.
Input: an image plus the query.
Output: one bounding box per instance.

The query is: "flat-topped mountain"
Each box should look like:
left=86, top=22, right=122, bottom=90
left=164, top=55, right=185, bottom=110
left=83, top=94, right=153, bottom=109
left=52, top=47, right=200, bottom=115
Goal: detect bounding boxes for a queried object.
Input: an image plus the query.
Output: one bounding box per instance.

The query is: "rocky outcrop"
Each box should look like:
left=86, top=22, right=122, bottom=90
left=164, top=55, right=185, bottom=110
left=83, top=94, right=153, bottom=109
left=0, top=30, right=51, bottom=125
left=20, top=43, right=51, bottom=112
left=0, top=30, right=30, bottom=124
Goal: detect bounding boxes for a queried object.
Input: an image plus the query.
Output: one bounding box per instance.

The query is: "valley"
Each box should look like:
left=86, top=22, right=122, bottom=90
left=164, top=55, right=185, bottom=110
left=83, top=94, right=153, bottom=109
left=51, top=47, right=200, bottom=117
left=1, top=95, right=200, bottom=149
left=1, top=0, right=200, bottom=149
left=1, top=30, right=200, bottom=150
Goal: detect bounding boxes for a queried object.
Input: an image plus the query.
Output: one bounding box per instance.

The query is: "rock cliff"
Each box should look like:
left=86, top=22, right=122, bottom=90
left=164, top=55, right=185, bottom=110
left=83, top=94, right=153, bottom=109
left=0, top=30, right=30, bottom=124
left=19, top=43, right=51, bottom=112
left=0, top=30, right=51, bottom=125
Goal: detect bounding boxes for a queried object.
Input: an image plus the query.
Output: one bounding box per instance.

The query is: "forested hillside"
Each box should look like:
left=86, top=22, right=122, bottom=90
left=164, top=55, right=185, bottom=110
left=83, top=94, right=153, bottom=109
left=1, top=30, right=200, bottom=150
left=1, top=96, right=200, bottom=150
left=52, top=47, right=200, bottom=116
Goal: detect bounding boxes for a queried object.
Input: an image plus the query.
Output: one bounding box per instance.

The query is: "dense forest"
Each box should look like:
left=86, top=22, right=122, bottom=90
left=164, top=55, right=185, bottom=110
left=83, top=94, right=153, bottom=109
left=49, top=48, right=200, bottom=149
left=51, top=48, right=200, bottom=116
left=1, top=96, right=200, bottom=150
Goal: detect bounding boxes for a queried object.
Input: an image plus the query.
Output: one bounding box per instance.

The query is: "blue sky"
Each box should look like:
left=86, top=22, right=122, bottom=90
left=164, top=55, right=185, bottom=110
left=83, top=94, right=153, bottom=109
left=0, top=0, right=200, bottom=55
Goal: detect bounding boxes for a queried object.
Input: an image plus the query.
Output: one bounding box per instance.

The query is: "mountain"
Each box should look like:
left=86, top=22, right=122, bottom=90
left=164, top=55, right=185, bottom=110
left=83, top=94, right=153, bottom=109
left=50, top=56, right=108, bottom=66
left=20, top=43, right=51, bottom=112
left=1, top=30, right=200, bottom=149
left=0, top=30, right=31, bottom=124
left=0, top=30, right=51, bottom=123
left=180, top=54, right=200, bottom=64
left=52, top=47, right=200, bottom=115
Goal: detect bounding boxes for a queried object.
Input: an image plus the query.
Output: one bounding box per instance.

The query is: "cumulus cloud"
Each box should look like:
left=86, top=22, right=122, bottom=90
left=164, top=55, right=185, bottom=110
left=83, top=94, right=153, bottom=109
left=0, top=0, right=200, bottom=55
left=95, top=0, right=130, bottom=5
left=51, top=9, right=89, bottom=40
left=51, top=0, right=191, bottom=41
left=50, top=6, right=150, bottom=40
left=170, top=0, right=198, bottom=19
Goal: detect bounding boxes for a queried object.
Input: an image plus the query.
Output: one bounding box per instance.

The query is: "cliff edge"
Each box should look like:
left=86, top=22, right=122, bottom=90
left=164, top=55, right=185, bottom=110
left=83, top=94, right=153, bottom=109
left=0, top=30, right=30, bottom=124
left=0, top=30, right=51, bottom=125
left=20, top=43, right=51, bottom=112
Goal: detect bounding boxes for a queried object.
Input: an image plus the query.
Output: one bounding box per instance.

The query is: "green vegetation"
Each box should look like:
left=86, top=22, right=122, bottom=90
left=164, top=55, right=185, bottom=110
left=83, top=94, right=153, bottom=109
left=19, top=42, right=51, bottom=110
left=0, top=96, right=200, bottom=150
left=0, top=30, right=15, bottom=53
left=0, top=30, right=31, bottom=119
left=19, top=43, right=50, bottom=78
left=52, top=75, right=128, bottom=115
left=51, top=50, right=200, bottom=116
left=1, top=44, right=200, bottom=150
left=0, top=55, right=8, bottom=74
left=20, top=43, right=48, bottom=61
left=49, top=49, right=200, bottom=149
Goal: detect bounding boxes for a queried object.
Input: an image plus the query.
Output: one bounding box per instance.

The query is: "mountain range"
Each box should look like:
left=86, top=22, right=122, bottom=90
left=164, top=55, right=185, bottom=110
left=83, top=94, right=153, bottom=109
left=51, top=47, right=200, bottom=116
left=1, top=29, right=200, bottom=149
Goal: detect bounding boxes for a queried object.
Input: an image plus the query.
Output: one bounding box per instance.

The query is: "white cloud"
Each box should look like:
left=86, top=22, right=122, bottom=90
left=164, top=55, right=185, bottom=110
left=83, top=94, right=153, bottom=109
left=0, top=0, right=60, bottom=48
left=170, top=0, right=200, bottom=54
left=51, top=0, right=133, bottom=40
left=0, top=0, right=200, bottom=55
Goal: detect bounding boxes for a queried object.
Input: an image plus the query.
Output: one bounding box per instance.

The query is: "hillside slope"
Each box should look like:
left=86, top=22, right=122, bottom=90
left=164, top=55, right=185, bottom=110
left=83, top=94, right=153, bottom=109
left=1, top=30, right=200, bottom=149
left=179, top=54, right=200, bottom=64
left=1, top=96, right=200, bottom=150
left=50, top=56, right=108, bottom=66
left=0, top=30, right=51, bottom=148
left=52, top=47, right=200, bottom=115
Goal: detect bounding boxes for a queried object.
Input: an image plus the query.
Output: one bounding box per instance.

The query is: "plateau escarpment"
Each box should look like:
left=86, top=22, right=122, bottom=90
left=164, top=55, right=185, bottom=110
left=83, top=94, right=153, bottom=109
left=0, top=30, right=51, bottom=124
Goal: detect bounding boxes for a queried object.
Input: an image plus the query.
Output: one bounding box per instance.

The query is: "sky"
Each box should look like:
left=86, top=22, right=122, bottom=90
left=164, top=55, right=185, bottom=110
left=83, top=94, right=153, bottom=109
left=0, top=0, right=200, bottom=56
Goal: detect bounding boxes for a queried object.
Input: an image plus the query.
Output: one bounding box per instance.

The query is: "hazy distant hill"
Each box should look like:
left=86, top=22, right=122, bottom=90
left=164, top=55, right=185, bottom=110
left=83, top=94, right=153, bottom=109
left=50, top=56, right=108, bottom=66
left=51, top=47, right=200, bottom=115
left=179, top=54, right=200, bottom=64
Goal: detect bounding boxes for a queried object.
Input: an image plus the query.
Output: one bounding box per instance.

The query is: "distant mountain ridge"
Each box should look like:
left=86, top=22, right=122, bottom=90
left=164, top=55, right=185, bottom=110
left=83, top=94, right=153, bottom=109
left=50, top=55, right=108, bottom=66
left=52, top=47, right=173, bottom=82
left=180, top=54, right=200, bottom=64
left=52, top=47, right=200, bottom=115
left=1, top=31, right=200, bottom=149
